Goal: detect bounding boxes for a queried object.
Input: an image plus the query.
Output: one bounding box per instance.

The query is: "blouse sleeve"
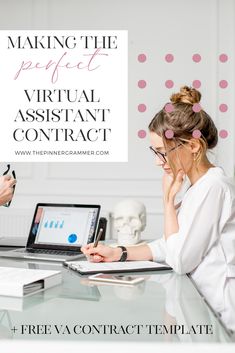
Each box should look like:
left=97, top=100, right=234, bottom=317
left=147, top=237, right=167, bottom=263
left=165, top=181, right=230, bottom=274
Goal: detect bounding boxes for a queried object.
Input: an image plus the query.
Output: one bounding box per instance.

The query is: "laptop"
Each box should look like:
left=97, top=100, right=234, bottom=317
left=0, top=203, right=100, bottom=262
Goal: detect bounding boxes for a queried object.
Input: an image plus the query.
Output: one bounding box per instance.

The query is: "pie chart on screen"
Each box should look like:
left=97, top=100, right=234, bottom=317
left=68, top=234, right=78, bottom=243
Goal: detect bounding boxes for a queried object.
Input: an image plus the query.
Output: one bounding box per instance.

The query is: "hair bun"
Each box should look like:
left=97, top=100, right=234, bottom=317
left=170, top=85, right=201, bottom=105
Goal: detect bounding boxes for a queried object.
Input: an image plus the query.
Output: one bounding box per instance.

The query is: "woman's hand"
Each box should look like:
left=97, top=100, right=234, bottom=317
left=0, top=175, right=16, bottom=206
left=163, top=169, right=185, bottom=203
left=81, top=243, right=121, bottom=263
left=163, top=170, right=184, bottom=239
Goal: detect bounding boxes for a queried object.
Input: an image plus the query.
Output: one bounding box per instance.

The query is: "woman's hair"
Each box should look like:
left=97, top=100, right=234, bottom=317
left=148, top=85, right=218, bottom=173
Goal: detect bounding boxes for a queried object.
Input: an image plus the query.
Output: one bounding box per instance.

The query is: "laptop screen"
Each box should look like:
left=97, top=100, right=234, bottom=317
left=27, top=203, right=100, bottom=250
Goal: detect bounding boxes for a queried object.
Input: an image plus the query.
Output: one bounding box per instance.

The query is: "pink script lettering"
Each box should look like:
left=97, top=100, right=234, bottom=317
left=14, top=48, right=108, bottom=83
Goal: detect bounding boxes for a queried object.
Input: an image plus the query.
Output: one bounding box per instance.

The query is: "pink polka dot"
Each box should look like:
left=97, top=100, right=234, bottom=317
left=138, top=104, right=147, bottom=112
left=138, top=54, right=147, bottom=63
left=165, top=129, right=174, bottom=139
left=165, top=54, right=174, bottom=62
left=192, top=80, right=201, bottom=88
left=219, top=104, right=228, bottom=112
left=192, top=130, right=202, bottom=138
left=165, top=103, right=174, bottom=113
left=219, top=130, right=228, bottom=139
left=192, top=103, right=201, bottom=112
left=219, top=80, right=228, bottom=88
left=219, top=54, right=228, bottom=62
left=165, top=80, right=174, bottom=88
left=192, top=54, right=201, bottom=63
left=138, top=80, right=147, bottom=88
left=138, top=130, right=146, bottom=139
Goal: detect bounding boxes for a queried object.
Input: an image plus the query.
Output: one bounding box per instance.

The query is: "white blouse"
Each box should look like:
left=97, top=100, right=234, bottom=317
left=147, top=167, right=235, bottom=281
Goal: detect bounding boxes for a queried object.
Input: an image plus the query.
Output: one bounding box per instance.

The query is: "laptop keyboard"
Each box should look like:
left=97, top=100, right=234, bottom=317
left=17, top=248, right=80, bottom=256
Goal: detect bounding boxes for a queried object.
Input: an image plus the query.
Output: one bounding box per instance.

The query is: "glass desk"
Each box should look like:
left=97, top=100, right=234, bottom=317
left=0, top=255, right=233, bottom=343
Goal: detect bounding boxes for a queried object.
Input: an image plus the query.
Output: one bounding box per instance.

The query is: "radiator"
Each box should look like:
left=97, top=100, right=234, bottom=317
left=0, top=208, right=33, bottom=238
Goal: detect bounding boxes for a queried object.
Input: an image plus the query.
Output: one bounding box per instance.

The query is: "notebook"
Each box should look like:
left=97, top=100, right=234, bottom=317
left=0, top=203, right=100, bottom=262
left=0, top=267, right=62, bottom=297
left=64, top=260, right=171, bottom=275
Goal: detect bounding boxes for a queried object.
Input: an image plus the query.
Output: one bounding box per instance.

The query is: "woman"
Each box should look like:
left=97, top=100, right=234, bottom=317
left=81, top=86, right=235, bottom=279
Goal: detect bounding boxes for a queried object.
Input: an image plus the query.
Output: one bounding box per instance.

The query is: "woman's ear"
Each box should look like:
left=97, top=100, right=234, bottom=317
left=188, top=138, right=201, bottom=154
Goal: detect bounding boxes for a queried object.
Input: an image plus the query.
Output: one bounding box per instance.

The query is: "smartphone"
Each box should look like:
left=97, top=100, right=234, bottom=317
left=88, top=273, right=145, bottom=285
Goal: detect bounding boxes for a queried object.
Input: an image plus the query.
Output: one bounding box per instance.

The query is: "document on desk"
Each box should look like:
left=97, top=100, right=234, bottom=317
left=64, top=260, right=171, bottom=274
left=0, top=267, right=62, bottom=297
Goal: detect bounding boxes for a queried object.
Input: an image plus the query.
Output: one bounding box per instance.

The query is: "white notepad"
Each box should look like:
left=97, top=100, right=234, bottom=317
left=0, top=267, right=62, bottom=297
left=64, top=260, right=171, bottom=274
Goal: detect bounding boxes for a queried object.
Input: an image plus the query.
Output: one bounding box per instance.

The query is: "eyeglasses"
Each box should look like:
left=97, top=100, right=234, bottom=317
left=2, top=164, right=16, bottom=207
left=149, top=143, right=183, bottom=163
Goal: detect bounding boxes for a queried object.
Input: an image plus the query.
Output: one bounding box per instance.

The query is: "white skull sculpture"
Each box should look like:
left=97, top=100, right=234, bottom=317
left=113, top=199, right=146, bottom=246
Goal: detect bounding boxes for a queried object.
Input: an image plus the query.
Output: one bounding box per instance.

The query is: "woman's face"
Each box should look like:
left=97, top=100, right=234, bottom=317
left=150, top=132, right=195, bottom=176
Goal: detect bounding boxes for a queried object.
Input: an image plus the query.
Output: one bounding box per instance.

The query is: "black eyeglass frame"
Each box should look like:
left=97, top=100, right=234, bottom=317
left=149, top=142, right=185, bottom=163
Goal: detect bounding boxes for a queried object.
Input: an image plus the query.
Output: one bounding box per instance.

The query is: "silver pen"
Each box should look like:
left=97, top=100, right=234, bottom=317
left=93, top=228, right=104, bottom=248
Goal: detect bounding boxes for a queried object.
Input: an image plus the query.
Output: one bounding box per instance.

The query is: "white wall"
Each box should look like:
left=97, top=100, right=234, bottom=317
left=0, top=0, right=234, bottom=240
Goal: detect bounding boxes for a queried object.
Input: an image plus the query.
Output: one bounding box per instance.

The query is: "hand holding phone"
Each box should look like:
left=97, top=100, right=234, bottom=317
left=0, top=175, right=16, bottom=207
left=0, top=164, right=16, bottom=207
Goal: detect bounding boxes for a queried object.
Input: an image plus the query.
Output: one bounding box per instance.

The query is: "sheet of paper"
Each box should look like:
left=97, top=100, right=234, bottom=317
left=0, top=267, right=60, bottom=285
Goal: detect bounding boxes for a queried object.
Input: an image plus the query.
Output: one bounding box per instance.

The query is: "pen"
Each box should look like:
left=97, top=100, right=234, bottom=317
left=94, top=228, right=104, bottom=248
